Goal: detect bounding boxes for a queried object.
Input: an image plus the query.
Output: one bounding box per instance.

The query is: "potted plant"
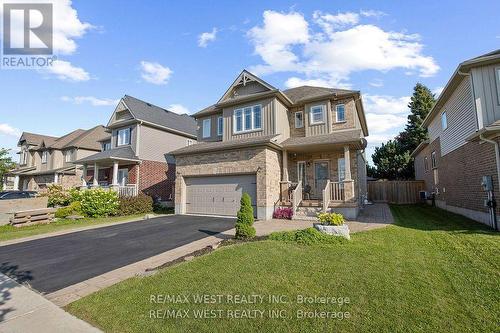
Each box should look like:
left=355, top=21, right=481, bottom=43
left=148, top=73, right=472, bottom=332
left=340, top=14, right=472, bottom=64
left=314, top=212, right=350, bottom=239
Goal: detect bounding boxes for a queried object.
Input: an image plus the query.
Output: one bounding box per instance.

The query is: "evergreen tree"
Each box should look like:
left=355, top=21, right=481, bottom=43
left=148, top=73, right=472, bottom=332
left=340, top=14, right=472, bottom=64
left=0, top=148, right=15, bottom=182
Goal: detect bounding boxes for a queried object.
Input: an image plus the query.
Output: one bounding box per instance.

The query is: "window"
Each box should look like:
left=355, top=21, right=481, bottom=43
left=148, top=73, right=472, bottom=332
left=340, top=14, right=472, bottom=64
left=217, top=116, right=223, bottom=136
left=496, top=67, right=500, bottom=103
left=424, top=156, right=429, bottom=172
left=187, top=139, right=194, bottom=146
left=117, top=128, right=131, bottom=146
left=19, top=150, right=27, bottom=165
left=441, top=111, right=447, bottom=130
left=310, top=105, right=325, bottom=124
left=117, top=169, right=129, bottom=186
left=41, top=151, right=48, bottom=164
left=202, top=118, right=211, bottom=138
left=336, top=104, right=346, bottom=122
left=64, top=150, right=73, bottom=163
left=295, top=112, right=304, bottom=128
left=338, top=158, right=346, bottom=181
left=233, top=105, right=262, bottom=133
left=431, top=151, right=437, bottom=169
left=297, top=161, right=306, bottom=184
left=102, top=142, right=111, bottom=151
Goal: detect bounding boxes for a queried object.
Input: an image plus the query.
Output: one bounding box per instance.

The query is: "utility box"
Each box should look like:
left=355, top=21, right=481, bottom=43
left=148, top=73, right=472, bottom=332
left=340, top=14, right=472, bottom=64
left=481, top=175, right=494, bottom=191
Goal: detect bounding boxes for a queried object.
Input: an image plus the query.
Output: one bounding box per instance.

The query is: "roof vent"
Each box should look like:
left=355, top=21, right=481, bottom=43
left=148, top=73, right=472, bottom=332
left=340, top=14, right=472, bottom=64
left=146, top=103, right=152, bottom=107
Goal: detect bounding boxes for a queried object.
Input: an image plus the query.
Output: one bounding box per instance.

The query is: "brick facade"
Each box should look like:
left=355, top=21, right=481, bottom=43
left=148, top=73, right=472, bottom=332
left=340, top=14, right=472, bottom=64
left=137, top=160, right=175, bottom=201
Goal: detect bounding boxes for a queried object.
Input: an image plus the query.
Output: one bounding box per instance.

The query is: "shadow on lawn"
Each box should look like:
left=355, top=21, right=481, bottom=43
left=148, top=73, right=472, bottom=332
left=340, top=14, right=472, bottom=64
left=390, top=204, right=498, bottom=235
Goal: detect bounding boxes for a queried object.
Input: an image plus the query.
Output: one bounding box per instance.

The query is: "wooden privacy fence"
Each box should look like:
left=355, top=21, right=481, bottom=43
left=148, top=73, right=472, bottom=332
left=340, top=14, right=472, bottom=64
left=368, top=180, right=425, bottom=204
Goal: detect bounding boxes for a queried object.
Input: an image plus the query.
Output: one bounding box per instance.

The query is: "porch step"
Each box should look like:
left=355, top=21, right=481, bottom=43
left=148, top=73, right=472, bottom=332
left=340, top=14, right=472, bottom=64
left=293, top=206, right=322, bottom=221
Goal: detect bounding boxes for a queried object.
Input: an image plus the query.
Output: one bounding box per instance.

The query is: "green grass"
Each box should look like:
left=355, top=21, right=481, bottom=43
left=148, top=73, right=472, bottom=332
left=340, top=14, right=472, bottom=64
left=66, top=205, right=500, bottom=333
left=0, top=214, right=145, bottom=242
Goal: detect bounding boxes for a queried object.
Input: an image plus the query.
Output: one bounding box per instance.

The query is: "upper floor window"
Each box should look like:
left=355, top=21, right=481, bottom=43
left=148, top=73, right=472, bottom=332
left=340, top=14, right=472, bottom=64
left=431, top=151, right=437, bottom=169
left=441, top=111, right=447, bottom=130
left=202, top=118, right=211, bottom=138
left=41, top=151, right=48, bottom=164
left=217, top=116, right=223, bottom=136
left=64, top=149, right=73, bottom=163
left=310, top=105, right=325, bottom=124
left=336, top=104, right=346, bottom=122
left=187, top=139, right=194, bottom=146
left=102, top=142, right=111, bottom=151
left=117, top=128, right=131, bottom=146
left=424, top=156, right=429, bottom=172
left=295, top=111, right=304, bottom=128
left=19, top=150, right=27, bottom=165
left=233, top=105, right=262, bottom=133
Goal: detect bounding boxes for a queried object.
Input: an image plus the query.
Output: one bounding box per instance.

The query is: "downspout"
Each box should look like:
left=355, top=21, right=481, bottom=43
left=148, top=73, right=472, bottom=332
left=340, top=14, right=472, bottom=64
left=480, top=133, right=500, bottom=230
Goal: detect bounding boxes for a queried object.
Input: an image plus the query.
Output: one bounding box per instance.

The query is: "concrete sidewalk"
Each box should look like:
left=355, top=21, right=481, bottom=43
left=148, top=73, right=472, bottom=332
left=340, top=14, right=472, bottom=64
left=0, top=274, right=100, bottom=333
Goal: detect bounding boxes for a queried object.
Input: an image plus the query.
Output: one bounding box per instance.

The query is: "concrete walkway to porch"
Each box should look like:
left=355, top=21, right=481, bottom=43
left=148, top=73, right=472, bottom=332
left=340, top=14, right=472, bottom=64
left=254, top=203, right=394, bottom=236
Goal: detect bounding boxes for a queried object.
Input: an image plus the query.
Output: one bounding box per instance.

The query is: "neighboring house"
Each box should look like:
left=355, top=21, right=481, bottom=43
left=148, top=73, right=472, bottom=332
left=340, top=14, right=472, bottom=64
left=412, top=49, right=500, bottom=229
left=74, top=95, right=197, bottom=202
left=170, top=70, right=369, bottom=219
left=5, top=126, right=109, bottom=191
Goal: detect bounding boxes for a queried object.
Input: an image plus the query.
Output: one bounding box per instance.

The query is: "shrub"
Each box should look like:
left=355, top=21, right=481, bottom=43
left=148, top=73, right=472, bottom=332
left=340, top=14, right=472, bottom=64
left=68, top=187, right=83, bottom=203
left=269, top=228, right=346, bottom=245
left=273, top=207, right=293, bottom=220
left=116, top=194, right=153, bottom=216
left=80, top=188, right=119, bottom=217
left=55, top=201, right=83, bottom=218
left=317, top=212, right=345, bottom=226
left=47, top=184, right=70, bottom=207
left=235, top=193, right=256, bottom=239
left=153, top=202, right=174, bottom=214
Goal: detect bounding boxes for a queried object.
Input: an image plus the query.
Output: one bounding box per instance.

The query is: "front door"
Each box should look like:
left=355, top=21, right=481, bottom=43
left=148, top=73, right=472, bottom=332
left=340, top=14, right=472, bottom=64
left=314, top=161, right=329, bottom=198
left=117, top=169, right=129, bottom=186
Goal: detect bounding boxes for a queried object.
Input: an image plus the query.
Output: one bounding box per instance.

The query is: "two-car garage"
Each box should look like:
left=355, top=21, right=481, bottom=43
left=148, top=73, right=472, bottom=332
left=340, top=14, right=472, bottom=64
left=184, top=175, right=257, bottom=217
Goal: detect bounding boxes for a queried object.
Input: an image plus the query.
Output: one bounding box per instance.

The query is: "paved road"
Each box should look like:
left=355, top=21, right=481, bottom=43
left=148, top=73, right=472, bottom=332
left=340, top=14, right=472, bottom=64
left=0, top=215, right=235, bottom=294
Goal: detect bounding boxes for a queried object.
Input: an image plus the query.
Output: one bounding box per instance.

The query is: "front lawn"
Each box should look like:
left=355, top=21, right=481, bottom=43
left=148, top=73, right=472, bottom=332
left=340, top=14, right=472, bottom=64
left=67, top=205, right=499, bottom=332
left=0, top=214, right=145, bottom=242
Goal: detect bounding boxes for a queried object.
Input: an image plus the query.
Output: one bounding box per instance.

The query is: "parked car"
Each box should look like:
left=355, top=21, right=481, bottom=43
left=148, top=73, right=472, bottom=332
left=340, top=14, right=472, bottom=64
left=0, top=191, right=37, bottom=200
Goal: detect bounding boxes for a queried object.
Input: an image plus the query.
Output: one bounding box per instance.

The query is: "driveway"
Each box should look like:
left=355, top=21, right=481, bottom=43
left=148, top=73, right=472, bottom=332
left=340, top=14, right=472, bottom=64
left=0, top=215, right=235, bottom=294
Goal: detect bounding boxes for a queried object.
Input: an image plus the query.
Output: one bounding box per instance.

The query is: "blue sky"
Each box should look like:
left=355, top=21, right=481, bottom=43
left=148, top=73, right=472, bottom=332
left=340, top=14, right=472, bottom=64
left=0, top=0, right=499, bottom=163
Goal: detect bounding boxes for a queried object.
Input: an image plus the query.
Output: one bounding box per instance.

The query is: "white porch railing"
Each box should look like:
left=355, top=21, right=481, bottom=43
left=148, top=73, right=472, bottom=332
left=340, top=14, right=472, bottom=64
left=292, top=180, right=302, bottom=213
left=322, top=180, right=331, bottom=212
left=114, top=184, right=138, bottom=197
left=331, top=181, right=346, bottom=201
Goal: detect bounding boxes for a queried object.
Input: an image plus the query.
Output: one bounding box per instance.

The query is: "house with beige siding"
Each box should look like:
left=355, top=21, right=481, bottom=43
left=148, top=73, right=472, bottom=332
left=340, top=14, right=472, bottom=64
left=5, top=126, right=109, bottom=191
left=170, top=70, right=369, bottom=220
left=412, top=49, right=500, bottom=229
left=74, top=95, right=197, bottom=202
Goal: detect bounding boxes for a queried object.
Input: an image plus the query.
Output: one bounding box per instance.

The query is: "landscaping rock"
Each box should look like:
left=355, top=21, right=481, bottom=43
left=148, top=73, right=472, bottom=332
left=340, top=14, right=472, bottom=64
left=66, top=215, right=85, bottom=220
left=183, top=255, right=195, bottom=261
left=144, top=214, right=156, bottom=220
left=314, top=223, right=350, bottom=240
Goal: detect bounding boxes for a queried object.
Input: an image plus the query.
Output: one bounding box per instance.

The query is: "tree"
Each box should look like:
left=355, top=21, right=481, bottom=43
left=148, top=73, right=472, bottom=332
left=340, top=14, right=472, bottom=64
left=371, top=83, right=435, bottom=180
left=0, top=148, right=15, bottom=182
left=235, top=193, right=256, bottom=239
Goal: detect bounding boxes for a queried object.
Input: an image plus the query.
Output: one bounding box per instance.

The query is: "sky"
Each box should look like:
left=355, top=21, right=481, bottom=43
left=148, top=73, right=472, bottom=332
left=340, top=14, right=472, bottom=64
left=0, top=0, right=499, bottom=164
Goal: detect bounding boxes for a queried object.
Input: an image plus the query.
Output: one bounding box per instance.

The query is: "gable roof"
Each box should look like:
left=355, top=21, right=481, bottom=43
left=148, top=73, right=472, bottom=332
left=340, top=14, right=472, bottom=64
left=74, top=146, right=140, bottom=164
left=282, top=86, right=358, bottom=104
left=422, top=49, right=500, bottom=128
left=18, top=127, right=109, bottom=152
left=48, top=129, right=87, bottom=149
left=18, top=132, right=57, bottom=147
left=117, top=95, right=196, bottom=138
left=63, top=125, right=109, bottom=151
left=217, top=70, right=277, bottom=104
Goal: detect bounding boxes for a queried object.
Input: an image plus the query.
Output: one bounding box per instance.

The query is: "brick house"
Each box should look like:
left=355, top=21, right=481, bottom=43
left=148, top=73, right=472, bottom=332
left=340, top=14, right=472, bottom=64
left=4, top=126, right=108, bottom=192
left=170, top=70, right=369, bottom=220
left=74, top=95, right=197, bottom=203
left=412, top=50, right=500, bottom=229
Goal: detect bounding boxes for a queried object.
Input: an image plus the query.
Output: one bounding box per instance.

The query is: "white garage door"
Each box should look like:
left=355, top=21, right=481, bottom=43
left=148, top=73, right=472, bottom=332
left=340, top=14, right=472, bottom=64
left=185, top=175, right=257, bottom=216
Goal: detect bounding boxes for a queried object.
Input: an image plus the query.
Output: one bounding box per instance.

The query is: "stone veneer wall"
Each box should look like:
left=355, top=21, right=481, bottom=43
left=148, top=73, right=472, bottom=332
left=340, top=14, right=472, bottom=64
left=175, top=147, right=282, bottom=219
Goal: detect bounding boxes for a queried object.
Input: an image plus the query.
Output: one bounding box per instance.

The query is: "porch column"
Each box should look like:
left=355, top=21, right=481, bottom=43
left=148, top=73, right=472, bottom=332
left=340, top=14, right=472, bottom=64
left=344, top=146, right=352, bottom=180
left=81, top=164, right=87, bottom=187
left=282, top=150, right=289, bottom=182
left=93, top=163, right=99, bottom=186
left=54, top=173, right=58, bottom=184
left=13, top=175, right=19, bottom=190
left=112, top=161, right=119, bottom=186
left=3, top=176, right=8, bottom=190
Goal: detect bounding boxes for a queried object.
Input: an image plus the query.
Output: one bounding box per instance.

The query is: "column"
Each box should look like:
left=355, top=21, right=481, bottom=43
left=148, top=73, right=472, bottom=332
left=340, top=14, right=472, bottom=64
left=112, top=161, right=119, bottom=186
left=282, top=150, right=289, bottom=182
left=93, top=163, right=99, bottom=186
left=3, top=176, right=8, bottom=190
left=13, top=175, right=19, bottom=190
left=344, top=146, right=352, bottom=180
left=54, top=173, right=58, bottom=184
left=82, top=164, right=87, bottom=187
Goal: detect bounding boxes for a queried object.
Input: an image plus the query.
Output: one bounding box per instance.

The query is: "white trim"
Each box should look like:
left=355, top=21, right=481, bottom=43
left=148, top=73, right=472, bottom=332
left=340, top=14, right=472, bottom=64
left=202, top=118, right=211, bottom=138
left=310, top=104, right=325, bottom=125
left=117, top=127, right=131, bottom=146
left=232, top=104, right=263, bottom=134
left=441, top=111, right=448, bottom=130
left=297, top=161, right=306, bottom=184
left=41, top=151, right=48, bottom=164
left=335, top=104, right=346, bottom=122
left=495, top=66, right=500, bottom=106
left=217, top=116, right=223, bottom=136
left=294, top=111, right=304, bottom=128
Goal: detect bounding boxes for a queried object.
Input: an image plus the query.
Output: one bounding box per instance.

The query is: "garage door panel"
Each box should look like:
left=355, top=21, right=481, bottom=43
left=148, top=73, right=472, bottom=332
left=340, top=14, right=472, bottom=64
left=185, top=175, right=257, bottom=217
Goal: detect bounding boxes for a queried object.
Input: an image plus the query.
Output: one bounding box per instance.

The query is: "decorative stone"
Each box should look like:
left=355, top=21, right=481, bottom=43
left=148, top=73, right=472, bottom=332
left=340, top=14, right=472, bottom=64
left=144, top=214, right=156, bottom=220
left=183, top=255, right=195, bottom=261
left=66, top=215, right=85, bottom=220
left=314, top=223, right=350, bottom=240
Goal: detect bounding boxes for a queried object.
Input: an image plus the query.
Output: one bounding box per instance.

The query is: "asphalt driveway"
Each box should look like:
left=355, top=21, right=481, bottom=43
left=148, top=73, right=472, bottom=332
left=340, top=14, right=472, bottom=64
left=0, top=215, right=235, bottom=294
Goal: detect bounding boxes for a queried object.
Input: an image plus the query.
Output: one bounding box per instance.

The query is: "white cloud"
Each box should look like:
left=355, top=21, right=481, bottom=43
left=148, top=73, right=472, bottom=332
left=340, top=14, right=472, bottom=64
left=0, top=123, right=21, bottom=137
left=140, top=61, right=172, bottom=85
left=167, top=104, right=190, bottom=115
left=369, top=79, right=384, bottom=87
left=360, top=10, right=386, bottom=18
left=248, top=10, right=439, bottom=86
left=198, top=28, right=218, bottom=47
left=432, top=86, right=444, bottom=96
left=45, top=60, right=90, bottom=81
left=61, top=96, right=119, bottom=106
left=363, top=94, right=410, bottom=115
